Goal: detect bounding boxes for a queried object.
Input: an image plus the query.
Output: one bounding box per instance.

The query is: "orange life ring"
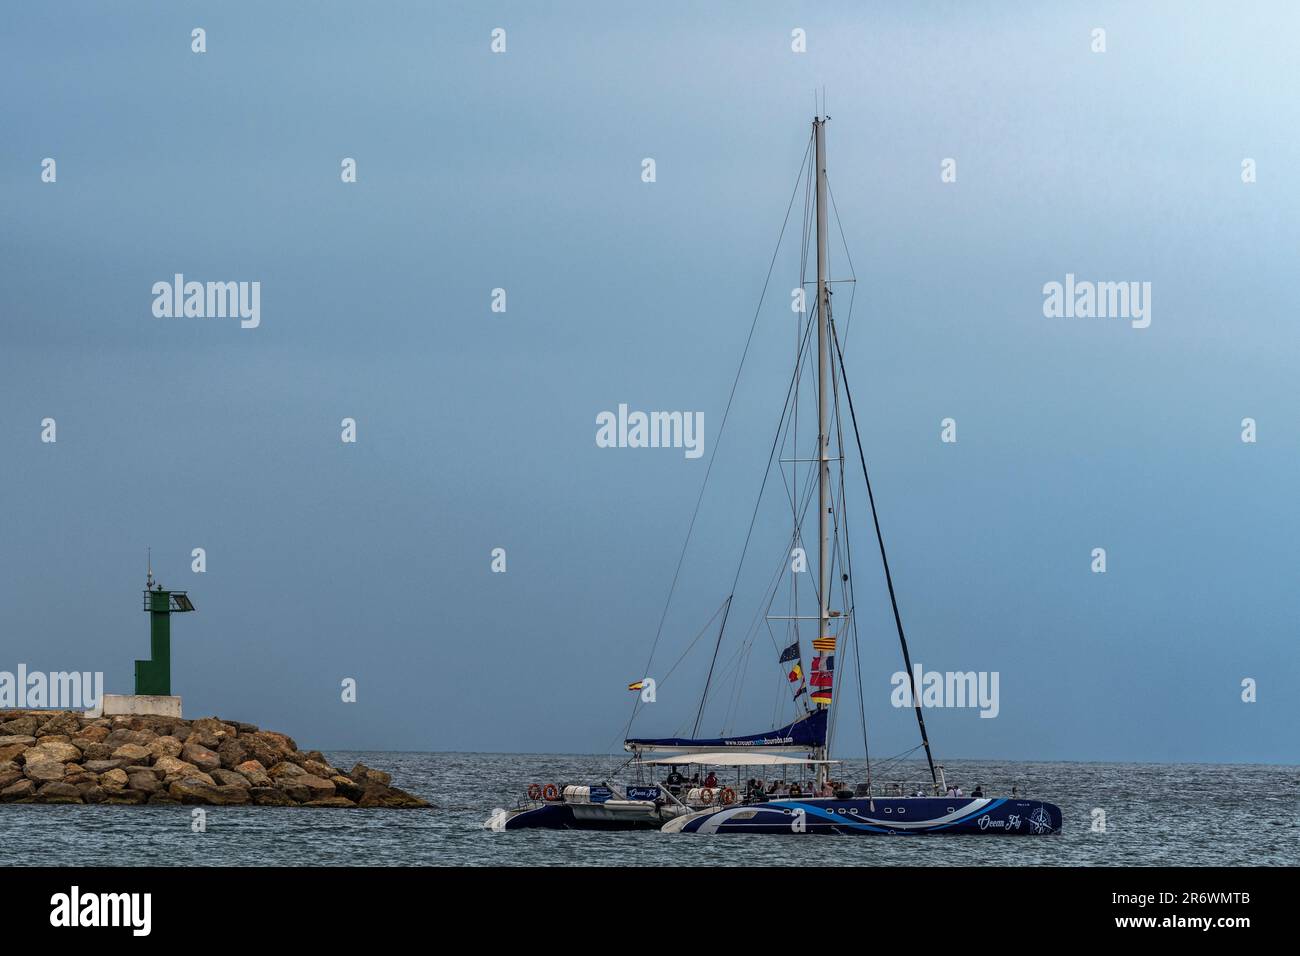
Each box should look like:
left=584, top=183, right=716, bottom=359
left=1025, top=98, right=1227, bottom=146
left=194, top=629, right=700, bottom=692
left=700, top=787, right=714, bottom=805
left=527, top=783, right=542, bottom=800
left=542, top=783, right=559, bottom=801
left=720, top=787, right=737, bottom=805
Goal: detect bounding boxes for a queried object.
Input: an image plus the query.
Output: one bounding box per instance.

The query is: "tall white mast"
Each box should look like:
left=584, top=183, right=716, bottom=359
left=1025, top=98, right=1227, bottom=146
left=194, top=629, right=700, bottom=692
left=814, top=114, right=832, bottom=788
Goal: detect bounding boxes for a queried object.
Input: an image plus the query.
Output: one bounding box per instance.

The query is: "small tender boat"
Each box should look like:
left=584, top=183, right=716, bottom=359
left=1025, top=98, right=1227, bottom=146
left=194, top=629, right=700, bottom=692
left=491, top=111, right=1062, bottom=836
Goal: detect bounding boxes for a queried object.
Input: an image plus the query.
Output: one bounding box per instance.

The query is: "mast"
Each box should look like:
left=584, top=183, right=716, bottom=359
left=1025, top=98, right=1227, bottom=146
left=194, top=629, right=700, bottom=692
left=813, top=114, right=832, bottom=788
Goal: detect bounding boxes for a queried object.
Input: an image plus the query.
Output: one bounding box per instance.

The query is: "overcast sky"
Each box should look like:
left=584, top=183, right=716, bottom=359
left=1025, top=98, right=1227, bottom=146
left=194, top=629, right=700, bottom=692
left=2, top=2, right=1297, bottom=763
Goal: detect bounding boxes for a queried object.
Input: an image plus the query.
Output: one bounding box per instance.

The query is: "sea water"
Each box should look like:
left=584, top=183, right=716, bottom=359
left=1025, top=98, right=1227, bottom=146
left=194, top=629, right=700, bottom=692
left=1, top=753, right=1295, bottom=866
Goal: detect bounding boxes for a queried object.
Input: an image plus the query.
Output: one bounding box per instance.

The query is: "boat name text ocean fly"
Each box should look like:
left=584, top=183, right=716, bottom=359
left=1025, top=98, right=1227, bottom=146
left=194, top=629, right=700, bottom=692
left=890, top=664, right=999, bottom=718
left=596, top=404, right=704, bottom=459
left=152, top=274, right=261, bottom=328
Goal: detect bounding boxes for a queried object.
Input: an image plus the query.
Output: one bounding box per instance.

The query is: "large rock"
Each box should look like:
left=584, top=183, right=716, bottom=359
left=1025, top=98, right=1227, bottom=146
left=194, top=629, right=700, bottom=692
left=295, top=775, right=336, bottom=800
left=181, top=742, right=221, bottom=773
left=234, top=760, right=271, bottom=787
left=250, top=787, right=294, bottom=806
left=148, top=736, right=183, bottom=760
left=23, top=758, right=66, bottom=783
left=36, top=781, right=83, bottom=803
left=304, top=796, right=356, bottom=807
left=104, top=728, right=157, bottom=749
left=330, top=775, right=365, bottom=801
left=169, top=779, right=250, bottom=805
left=0, top=765, right=24, bottom=790
left=186, top=718, right=236, bottom=749
left=217, top=737, right=247, bottom=769
left=1, top=778, right=36, bottom=801
left=36, top=712, right=81, bottom=737
left=28, top=740, right=81, bottom=764
left=101, top=790, right=149, bottom=805
left=99, top=768, right=129, bottom=791
left=154, top=756, right=202, bottom=780
left=82, top=759, right=126, bottom=773
left=127, top=772, right=161, bottom=794
left=303, top=759, right=338, bottom=778
left=111, top=743, right=153, bottom=764
left=124, top=765, right=164, bottom=780
left=211, top=769, right=251, bottom=788
left=74, top=725, right=110, bottom=744
left=241, top=731, right=296, bottom=768
left=268, top=761, right=307, bottom=780
left=0, top=735, right=36, bottom=748
left=0, top=743, right=28, bottom=764
left=0, top=716, right=40, bottom=736
left=81, top=742, right=115, bottom=762
left=348, top=763, right=392, bottom=788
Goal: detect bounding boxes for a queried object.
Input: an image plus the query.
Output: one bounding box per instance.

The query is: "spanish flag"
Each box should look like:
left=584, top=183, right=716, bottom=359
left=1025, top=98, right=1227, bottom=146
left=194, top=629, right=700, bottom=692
left=812, top=637, right=837, bottom=652
left=628, top=680, right=645, bottom=691
left=787, top=663, right=803, bottom=683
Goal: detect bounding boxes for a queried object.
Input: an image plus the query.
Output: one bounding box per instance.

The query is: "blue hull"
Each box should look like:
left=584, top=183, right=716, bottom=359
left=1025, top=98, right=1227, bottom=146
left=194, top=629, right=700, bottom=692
left=667, top=797, right=1062, bottom=835
left=500, top=801, right=674, bottom=831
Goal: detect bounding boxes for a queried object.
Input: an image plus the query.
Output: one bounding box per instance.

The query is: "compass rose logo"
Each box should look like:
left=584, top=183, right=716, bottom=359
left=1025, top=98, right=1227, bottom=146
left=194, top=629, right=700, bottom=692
left=1028, top=807, right=1054, bottom=834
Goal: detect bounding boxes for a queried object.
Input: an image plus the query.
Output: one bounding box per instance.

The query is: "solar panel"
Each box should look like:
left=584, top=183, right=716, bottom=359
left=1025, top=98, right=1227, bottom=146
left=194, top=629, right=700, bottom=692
left=172, top=593, right=195, bottom=612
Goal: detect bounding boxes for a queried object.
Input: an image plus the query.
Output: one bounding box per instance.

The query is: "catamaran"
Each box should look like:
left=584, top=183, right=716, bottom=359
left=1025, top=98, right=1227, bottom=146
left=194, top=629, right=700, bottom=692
left=491, top=113, right=1062, bottom=836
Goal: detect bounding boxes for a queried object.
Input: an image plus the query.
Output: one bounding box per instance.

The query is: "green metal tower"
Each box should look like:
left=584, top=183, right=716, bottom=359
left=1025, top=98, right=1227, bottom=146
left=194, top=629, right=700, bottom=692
left=135, top=559, right=195, bottom=696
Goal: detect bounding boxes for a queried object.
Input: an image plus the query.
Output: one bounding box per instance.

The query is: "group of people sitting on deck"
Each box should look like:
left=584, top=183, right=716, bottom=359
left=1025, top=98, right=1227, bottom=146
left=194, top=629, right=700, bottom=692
left=742, top=778, right=844, bottom=801
left=886, top=782, right=985, bottom=798
left=662, top=769, right=719, bottom=796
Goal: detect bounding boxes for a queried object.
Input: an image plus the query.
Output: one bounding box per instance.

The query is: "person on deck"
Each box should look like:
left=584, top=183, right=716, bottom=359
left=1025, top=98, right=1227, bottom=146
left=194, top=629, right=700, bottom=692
left=703, top=771, right=718, bottom=789
left=972, top=785, right=984, bottom=798
left=665, top=769, right=685, bottom=795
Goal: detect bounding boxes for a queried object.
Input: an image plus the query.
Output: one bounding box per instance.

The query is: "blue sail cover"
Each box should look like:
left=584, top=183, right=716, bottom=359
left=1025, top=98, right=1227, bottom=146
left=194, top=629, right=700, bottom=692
left=625, top=708, right=826, bottom=752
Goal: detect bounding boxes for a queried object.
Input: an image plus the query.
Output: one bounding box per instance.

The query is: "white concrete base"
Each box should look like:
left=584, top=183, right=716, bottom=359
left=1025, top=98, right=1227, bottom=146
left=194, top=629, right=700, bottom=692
left=89, top=694, right=183, bottom=719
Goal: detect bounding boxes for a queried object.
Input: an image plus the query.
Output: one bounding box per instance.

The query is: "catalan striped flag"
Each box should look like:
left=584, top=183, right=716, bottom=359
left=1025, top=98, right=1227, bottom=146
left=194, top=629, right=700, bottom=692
left=812, top=637, right=836, bottom=652
left=628, top=680, right=645, bottom=691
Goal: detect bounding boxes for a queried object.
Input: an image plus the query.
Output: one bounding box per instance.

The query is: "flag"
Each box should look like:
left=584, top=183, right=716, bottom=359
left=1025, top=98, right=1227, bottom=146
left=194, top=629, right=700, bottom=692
left=812, top=637, right=836, bottom=652
left=811, top=687, right=833, bottom=704
left=627, top=681, right=644, bottom=691
left=812, top=655, right=834, bottom=672
left=810, top=670, right=833, bottom=688
left=787, top=663, right=802, bottom=683
left=778, top=641, right=799, bottom=663
left=793, top=686, right=807, bottom=700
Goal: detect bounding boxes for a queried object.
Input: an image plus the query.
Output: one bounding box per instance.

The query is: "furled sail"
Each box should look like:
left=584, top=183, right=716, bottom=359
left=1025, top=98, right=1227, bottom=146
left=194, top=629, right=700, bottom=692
left=624, top=708, right=826, bottom=754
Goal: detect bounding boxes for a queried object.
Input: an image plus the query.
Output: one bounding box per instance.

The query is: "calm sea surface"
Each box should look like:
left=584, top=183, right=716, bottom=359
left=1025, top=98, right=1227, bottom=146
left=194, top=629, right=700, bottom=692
left=2, top=753, right=1296, bottom=866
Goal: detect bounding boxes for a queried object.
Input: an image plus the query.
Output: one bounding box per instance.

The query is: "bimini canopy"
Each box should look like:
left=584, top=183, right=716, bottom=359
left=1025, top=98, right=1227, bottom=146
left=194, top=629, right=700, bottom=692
left=624, top=708, right=826, bottom=755
left=642, top=752, right=838, bottom=767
